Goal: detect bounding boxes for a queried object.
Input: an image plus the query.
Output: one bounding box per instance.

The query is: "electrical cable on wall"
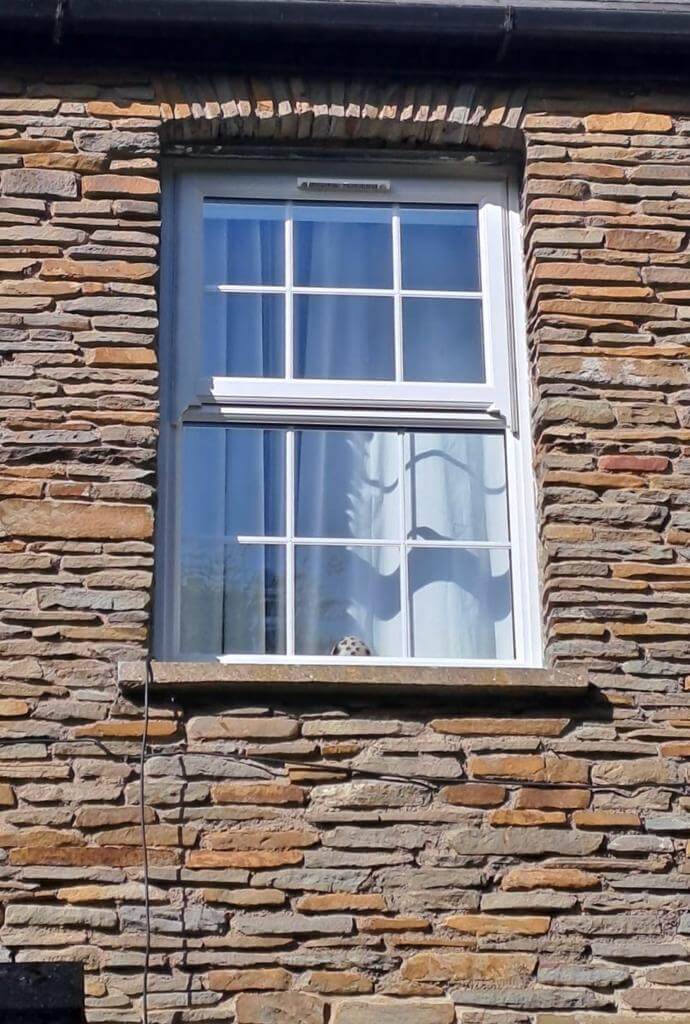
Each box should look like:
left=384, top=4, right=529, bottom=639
left=138, top=659, right=152, bottom=1024
left=2, top=731, right=687, bottom=800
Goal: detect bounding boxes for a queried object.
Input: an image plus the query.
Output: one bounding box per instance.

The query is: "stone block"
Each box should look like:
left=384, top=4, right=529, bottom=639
left=584, top=112, right=673, bottom=132
left=296, top=894, right=386, bottom=912
left=322, top=826, right=427, bottom=850
left=441, top=783, right=506, bottom=806
left=302, top=970, right=373, bottom=994
left=188, top=716, right=299, bottom=740
left=358, top=915, right=428, bottom=932
left=234, top=913, right=353, bottom=936
left=236, top=992, right=325, bottom=1024
left=516, top=788, right=590, bottom=810
left=606, top=228, right=683, bottom=251
left=0, top=499, right=153, bottom=541
left=331, top=999, right=454, bottom=1024
left=502, top=868, right=600, bottom=891
left=431, top=717, right=569, bottom=736
left=82, top=174, right=159, bottom=197
left=1, top=168, right=77, bottom=198
left=401, top=951, right=536, bottom=983
left=187, top=850, right=304, bottom=869
left=450, top=988, right=611, bottom=1010
left=207, top=967, right=292, bottom=991
left=448, top=827, right=602, bottom=857
left=206, top=829, right=318, bottom=851
left=212, top=782, right=305, bottom=805
left=591, top=759, right=684, bottom=786
left=444, top=914, right=551, bottom=935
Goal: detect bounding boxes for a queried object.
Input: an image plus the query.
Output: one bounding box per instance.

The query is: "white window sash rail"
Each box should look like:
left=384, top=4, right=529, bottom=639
left=195, top=378, right=502, bottom=413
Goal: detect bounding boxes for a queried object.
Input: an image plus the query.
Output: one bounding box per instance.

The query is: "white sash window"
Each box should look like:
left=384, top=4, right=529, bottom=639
left=156, top=161, right=541, bottom=666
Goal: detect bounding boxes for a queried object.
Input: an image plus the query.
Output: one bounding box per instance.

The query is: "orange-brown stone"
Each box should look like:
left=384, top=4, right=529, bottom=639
left=187, top=849, right=304, bottom=869
left=84, top=347, right=157, bottom=367
left=207, top=968, right=292, bottom=992
left=489, top=809, right=567, bottom=826
left=74, top=720, right=178, bottom=739
left=441, top=783, right=506, bottom=807
left=0, top=499, right=153, bottom=540
left=303, top=970, right=373, bottom=994
left=211, top=782, right=305, bottom=805
left=357, top=916, right=429, bottom=932
left=502, top=868, right=600, bottom=891
left=401, top=951, right=537, bottom=983
left=297, top=894, right=387, bottom=912
left=444, top=914, right=551, bottom=936
left=431, top=717, right=569, bottom=737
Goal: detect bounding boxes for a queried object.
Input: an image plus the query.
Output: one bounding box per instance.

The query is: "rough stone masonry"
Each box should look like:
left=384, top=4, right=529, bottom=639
left=0, top=68, right=688, bottom=1022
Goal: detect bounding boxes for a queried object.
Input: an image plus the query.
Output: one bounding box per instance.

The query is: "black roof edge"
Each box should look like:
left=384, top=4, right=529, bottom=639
left=4, top=0, right=690, bottom=76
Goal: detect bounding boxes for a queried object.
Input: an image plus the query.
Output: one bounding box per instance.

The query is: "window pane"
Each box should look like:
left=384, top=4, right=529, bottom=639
left=202, top=293, right=284, bottom=378
left=293, top=204, right=392, bottom=288
left=403, top=297, right=484, bottom=382
left=405, top=432, right=509, bottom=542
left=204, top=201, right=285, bottom=286
left=295, top=545, right=401, bottom=656
left=181, top=425, right=285, bottom=539
left=295, top=429, right=399, bottom=539
left=294, top=295, right=394, bottom=379
left=401, top=207, right=480, bottom=292
left=180, top=541, right=286, bottom=655
left=409, top=548, right=513, bottom=659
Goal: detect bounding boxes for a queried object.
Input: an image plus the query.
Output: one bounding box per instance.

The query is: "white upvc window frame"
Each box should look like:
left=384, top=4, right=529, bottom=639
left=156, top=158, right=543, bottom=668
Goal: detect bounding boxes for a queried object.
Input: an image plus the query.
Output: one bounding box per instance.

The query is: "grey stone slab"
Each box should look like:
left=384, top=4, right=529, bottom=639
left=234, top=913, right=353, bottom=936
left=448, top=828, right=604, bottom=856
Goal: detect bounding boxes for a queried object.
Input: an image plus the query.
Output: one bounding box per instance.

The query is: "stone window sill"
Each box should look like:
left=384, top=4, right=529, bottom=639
left=119, top=660, right=587, bottom=698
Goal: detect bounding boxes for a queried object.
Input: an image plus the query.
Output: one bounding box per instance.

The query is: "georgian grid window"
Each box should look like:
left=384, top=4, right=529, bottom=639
left=157, top=161, right=541, bottom=666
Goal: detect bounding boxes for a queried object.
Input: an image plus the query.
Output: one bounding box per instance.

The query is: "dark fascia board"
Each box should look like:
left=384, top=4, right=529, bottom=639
left=3, top=0, right=507, bottom=40
left=4, top=0, right=690, bottom=75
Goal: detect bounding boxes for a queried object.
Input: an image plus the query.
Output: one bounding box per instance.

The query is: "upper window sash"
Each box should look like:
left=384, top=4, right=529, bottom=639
left=171, top=167, right=516, bottom=426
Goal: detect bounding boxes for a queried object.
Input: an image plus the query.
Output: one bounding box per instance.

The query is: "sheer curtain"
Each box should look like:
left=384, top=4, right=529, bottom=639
left=291, top=204, right=512, bottom=659
left=181, top=205, right=287, bottom=657
left=295, top=428, right=402, bottom=657
left=293, top=205, right=401, bottom=656
left=179, top=426, right=286, bottom=657
left=182, top=201, right=513, bottom=660
left=406, top=431, right=513, bottom=659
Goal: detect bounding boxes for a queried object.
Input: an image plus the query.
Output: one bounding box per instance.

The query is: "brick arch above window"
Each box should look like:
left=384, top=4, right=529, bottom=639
left=153, top=77, right=527, bottom=153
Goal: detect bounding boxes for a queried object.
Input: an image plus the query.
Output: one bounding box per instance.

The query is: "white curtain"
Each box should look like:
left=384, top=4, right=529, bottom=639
left=179, top=426, right=286, bottom=657
left=291, top=204, right=513, bottom=659
left=292, top=428, right=512, bottom=659
left=180, top=426, right=512, bottom=659
left=202, top=202, right=283, bottom=378
left=405, top=431, right=513, bottom=659
left=180, top=202, right=514, bottom=659
left=294, top=428, right=402, bottom=656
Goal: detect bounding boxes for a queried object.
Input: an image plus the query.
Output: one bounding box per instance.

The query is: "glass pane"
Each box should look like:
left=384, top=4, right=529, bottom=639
left=409, top=548, right=513, bottom=659
left=401, top=207, right=480, bottom=292
left=295, top=429, right=399, bottom=540
left=204, top=201, right=285, bottom=286
left=294, top=295, right=394, bottom=380
left=403, top=297, right=484, bottom=382
left=405, top=432, right=508, bottom=543
left=295, top=545, right=402, bottom=657
left=293, top=204, right=392, bottom=288
left=181, top=425, right=285, bottom=539
left=180, top=541, right=286, bottom=656
left=202, top=293, right=284, bottom=378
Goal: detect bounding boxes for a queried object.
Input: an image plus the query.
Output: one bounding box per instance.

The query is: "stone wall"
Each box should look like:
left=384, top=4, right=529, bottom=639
left=0, top=68, right=688, bottom=1023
